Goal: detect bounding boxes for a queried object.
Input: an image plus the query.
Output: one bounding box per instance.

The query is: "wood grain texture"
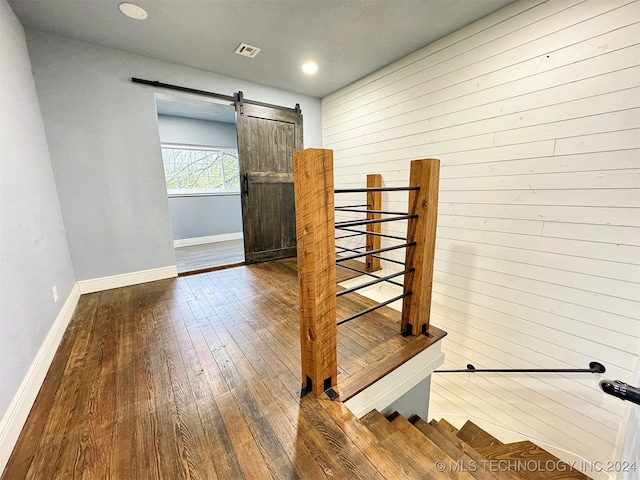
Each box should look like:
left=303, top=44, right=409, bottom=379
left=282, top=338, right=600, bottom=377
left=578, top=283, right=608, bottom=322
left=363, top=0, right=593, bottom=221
left=409, top=416, right=499, bottom=480
left=337, top=325, right=447, bottom=402
left=476, top=441, right=591, bottom=480
left=457, top=421, right=504, bottom=449
left=362, top=410, right=474, bottom=480
left=293, top=148, right=338, bottom=395
left=5, top=258, right=448, bottom=479
left=336, top=259, right=369, bottom=283
left=429, top=420, right=523, bottom=480
left=318, top=397, right=418, bottom=479
left=323, top=0, right=639, bottom=464
left=365, top=173, right=382, bottom=272
left=402, top=158, right=440, bottom=335
left=175, top=239, right=244, bottom=274
left=236, top=102, right=302, bottom=264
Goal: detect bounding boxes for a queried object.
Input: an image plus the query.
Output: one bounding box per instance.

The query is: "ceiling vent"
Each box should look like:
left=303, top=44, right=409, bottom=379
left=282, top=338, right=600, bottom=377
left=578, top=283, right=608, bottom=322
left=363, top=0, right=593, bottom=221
left=235, top=43, right=261, bottom=58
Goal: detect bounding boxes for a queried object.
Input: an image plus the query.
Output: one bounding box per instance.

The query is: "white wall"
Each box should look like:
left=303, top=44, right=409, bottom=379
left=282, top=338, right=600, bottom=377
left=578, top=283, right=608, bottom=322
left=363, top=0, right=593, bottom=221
left=323, top=0, right=639, bottom=474
left=157, top=115, right=243, bottom=240
left=157, top=115, right=238, bottom=148
left=0, top=0, right=76, bottom=466
left=25, top=30, right=322, bottom=281
left=618, top=349, right=639, bottom=480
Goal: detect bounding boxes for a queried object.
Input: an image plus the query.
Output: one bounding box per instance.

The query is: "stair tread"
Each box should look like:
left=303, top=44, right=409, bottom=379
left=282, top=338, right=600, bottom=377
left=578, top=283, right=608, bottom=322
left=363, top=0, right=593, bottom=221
left=390, top=415, right=483, bottom=480
left=316, top=398, right=423, bottom=479
left=476, top=441, right=591, bottom=480
left=410, top=416, right=498, bottom=480
left=429, top=420, right=522, bottom=480
left=457, top=421, right=503, bottom=449
left=438, top=418, right=460, bottom=434
left=362, top=410, right=473, bottom=479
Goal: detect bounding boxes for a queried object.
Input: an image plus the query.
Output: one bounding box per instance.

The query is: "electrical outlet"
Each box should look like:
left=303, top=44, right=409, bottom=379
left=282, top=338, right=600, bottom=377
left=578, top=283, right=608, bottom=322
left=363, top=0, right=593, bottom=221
left=52, top=285, right=58, bottom=303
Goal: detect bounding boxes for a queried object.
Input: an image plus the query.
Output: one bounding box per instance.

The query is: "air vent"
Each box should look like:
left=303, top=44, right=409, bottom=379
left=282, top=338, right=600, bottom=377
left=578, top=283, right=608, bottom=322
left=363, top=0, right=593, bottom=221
left=235, top=43, right=261, bottom=58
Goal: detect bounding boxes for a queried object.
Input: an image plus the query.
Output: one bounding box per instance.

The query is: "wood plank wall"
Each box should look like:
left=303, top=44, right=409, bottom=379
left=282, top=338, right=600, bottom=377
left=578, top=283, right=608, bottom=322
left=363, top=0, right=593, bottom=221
left=324, top=0, right=640, bottom=471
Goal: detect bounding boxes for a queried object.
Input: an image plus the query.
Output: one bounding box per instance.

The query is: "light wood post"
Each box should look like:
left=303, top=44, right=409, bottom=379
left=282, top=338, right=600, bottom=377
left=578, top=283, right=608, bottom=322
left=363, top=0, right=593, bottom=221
left=365, top=174, right=382, bottom=272
left=401, top=159, right=440, bottom=336
left=293, top=148, right=338, bottom=396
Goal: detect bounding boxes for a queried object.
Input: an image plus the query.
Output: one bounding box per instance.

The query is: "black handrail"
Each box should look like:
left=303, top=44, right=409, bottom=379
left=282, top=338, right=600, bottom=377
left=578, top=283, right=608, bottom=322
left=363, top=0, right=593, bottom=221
left=435, top=361, right=606, bottom=374
left=600, top=379, right=640, bottom=405
left=335, top=242, right=415, bottom=263
left=335, top=232, right=365, bottom=240
left=335, top=215, right=417, bottom=229
left=334, top=208, right=410, bottom=215
left=336, top=227, right=408, bottom=241
left=337, top=292, right=411, bottom=326
left=336, top=263, right=405, bottom=288
left=336, top=269, right=412, bottom=297
left=335, top=204, right=371, bottom=209
left=335, top=186, right=419, bottom=193
left=336, top=245, right=367, bottom=253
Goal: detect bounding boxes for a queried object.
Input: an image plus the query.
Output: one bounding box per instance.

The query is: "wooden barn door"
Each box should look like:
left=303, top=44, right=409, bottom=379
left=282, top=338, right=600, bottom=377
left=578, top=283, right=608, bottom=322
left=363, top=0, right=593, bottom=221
left=235, top=100, right=303, bottom=263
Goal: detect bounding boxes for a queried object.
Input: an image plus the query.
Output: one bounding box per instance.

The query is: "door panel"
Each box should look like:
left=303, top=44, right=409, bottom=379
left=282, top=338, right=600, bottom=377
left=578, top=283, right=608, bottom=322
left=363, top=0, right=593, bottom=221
left=236, top=103, right=303, bottom=263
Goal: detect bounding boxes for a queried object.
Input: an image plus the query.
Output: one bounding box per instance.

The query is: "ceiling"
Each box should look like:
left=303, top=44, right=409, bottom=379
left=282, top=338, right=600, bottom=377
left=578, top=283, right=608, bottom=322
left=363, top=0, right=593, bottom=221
left=9, top=0, right=516, bottom=98
left=156, top=93, right=237, bottom=124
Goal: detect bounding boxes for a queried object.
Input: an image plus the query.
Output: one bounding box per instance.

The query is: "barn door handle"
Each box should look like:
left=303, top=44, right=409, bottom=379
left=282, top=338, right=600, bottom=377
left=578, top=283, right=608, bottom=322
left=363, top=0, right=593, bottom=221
left=243, top=173, right=249, bottom=196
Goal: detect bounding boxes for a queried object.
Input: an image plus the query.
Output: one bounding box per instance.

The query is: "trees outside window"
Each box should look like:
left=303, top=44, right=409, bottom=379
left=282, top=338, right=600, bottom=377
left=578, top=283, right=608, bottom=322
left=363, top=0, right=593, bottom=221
left=162, top=145, right=240, bottom=195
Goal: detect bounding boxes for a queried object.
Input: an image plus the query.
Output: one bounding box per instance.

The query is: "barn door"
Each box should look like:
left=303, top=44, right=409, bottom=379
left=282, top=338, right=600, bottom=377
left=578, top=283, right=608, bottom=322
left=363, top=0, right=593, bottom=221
left=235, top=98, right=303, bottom=263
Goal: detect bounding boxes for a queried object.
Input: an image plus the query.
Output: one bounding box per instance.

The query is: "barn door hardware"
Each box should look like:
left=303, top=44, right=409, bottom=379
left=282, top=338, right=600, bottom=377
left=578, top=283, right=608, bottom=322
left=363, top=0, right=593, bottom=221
left=242, top=173, right=249, bottom=196
left=131, top=78, right=302, bottom=114
left=235, top=90, right=244, bottom=115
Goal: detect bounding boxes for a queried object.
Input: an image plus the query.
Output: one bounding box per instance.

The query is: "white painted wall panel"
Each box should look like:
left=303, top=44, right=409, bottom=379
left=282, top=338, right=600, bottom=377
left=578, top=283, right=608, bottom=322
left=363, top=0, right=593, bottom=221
left=441, top=149, right=640, bottom=177
left=435, top=237, right=640, bottom=282
left=324, top=0, right=640, bottom=474
left=325, top=1, right=637, bottom=120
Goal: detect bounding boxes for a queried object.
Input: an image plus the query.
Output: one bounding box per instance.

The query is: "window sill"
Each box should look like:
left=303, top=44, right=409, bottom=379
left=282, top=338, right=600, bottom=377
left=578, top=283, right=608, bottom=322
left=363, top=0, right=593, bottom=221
left=168, top=190, right=241, bottom=198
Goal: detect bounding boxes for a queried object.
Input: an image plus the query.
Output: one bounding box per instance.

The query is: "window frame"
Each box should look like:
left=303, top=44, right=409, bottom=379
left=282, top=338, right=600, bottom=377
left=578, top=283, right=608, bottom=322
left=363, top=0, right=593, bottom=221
left=161, top=143, right=241, bottom=197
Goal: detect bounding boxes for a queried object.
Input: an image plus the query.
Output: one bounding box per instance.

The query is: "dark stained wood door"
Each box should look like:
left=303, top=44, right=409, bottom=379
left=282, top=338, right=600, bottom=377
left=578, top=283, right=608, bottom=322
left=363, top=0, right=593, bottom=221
left=236, top=102, right=303, bottom=263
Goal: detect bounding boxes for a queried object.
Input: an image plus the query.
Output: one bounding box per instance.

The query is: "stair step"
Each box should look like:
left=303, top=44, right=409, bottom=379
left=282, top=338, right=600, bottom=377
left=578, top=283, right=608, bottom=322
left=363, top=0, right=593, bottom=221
left=362, top=410, right=473, bottom=479
left=386, top=411, right=402, bottom=421
left=457, top=421, right=503, bottom=449
left=429, top=420, right=522, bottom=480
left=390, top=414, right=479, bottom=480
left=409, top=416, right=498, bottom=480
left=438, top=418, right=460, bottom=434
left=317, top=397, right=425, bottom=479
left=476, top=441, right=591, bottom=480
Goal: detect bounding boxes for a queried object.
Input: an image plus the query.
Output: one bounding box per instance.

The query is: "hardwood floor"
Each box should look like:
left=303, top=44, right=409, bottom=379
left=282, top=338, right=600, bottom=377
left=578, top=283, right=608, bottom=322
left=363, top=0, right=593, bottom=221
left=3, top=258, right=444, bottom=480
left=175, top=239, right=245, bottom=274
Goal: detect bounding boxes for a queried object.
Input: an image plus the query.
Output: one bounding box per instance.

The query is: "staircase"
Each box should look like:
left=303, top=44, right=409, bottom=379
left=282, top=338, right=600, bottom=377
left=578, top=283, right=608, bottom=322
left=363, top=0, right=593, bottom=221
left=359, top=410, right=592, bottom=480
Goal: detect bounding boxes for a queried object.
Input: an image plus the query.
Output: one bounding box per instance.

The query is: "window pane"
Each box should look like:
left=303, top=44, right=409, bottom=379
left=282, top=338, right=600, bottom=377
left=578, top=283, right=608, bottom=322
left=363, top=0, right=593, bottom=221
left=222, top=152, right=240, bottom=189
left=162, top=146, right=240, bottom=192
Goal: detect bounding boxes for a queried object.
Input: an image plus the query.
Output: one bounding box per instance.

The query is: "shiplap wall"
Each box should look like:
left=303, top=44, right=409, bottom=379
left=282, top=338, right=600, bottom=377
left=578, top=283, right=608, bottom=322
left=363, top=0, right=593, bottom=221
left=324, top=0, right=640, bottom=476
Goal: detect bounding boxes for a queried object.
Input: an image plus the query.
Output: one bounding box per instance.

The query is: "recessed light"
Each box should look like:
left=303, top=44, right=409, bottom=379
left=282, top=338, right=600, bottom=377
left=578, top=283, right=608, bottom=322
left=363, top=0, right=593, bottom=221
left=119, top=3, right=148, bottom=20
left=302, top=62, right=318, bottom=75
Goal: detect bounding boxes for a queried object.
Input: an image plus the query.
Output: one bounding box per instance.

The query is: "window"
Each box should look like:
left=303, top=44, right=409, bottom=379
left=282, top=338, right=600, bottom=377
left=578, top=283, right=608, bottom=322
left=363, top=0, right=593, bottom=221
left=161, top=144, right=240, bottom=195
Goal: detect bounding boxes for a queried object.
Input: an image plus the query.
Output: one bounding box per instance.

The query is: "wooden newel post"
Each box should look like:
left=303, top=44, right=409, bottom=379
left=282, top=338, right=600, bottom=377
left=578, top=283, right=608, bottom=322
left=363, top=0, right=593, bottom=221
left=365, top=174, right=382, bottom=272
left=401, top=159, right=440, bottom=336
left=293, top=148, right=338, bottom=396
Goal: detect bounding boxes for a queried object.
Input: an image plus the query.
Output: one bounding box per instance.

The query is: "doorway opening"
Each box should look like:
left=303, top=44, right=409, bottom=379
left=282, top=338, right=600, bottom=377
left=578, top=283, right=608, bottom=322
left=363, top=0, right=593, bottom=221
left=155, top=93, right=245, bottom=274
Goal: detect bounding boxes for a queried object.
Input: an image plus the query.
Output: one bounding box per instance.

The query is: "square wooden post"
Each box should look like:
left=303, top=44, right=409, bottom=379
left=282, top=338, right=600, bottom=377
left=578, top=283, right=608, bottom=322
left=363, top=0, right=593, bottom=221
left=365, top=174, right=382, bottom=272
left=401, top=159, right=440, bottom=336
left=293, top=148, right=338, bottom=396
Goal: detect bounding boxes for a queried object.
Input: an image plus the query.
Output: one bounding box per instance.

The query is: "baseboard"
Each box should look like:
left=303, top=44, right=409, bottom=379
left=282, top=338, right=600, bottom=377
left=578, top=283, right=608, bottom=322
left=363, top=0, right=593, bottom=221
left=173, top=232, right=243, bottom=248
left=77, top=265, right=178, bottom=294
left=0, top=283, right=81, bottom=472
